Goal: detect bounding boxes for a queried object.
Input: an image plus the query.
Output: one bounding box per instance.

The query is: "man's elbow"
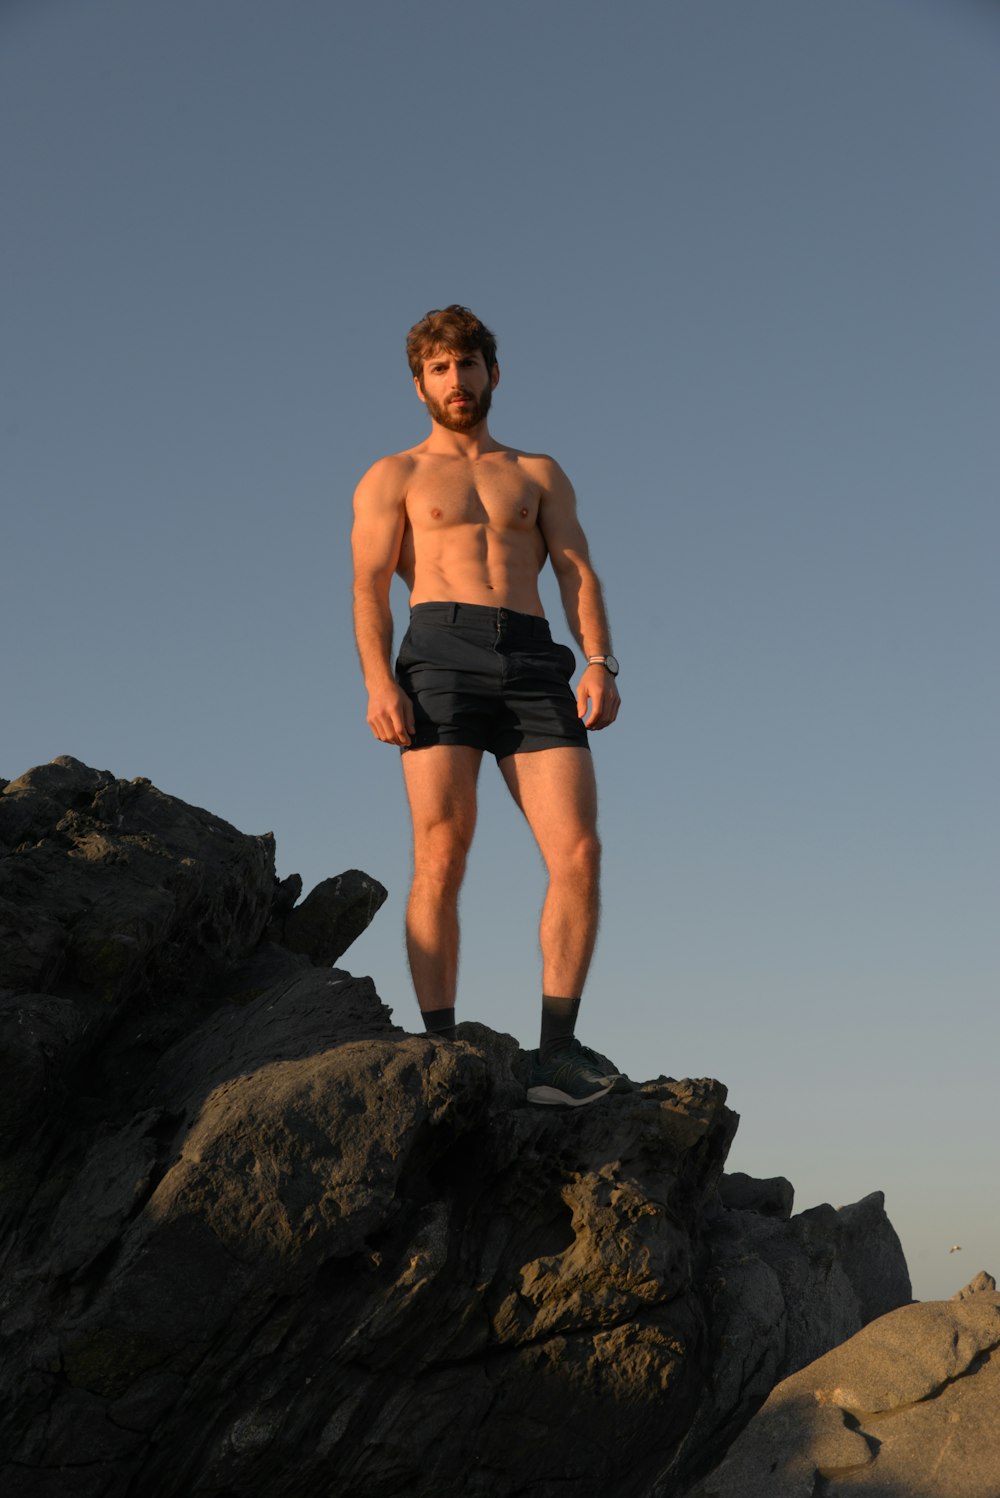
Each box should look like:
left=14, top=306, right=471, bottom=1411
left=353, top=569, right=392, bottom=606
left=549, top=547, right=584, bottom=579
left=552, top=557, right=598, bottom=592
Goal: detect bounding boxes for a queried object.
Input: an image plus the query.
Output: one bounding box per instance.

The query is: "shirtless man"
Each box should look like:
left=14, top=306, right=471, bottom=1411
left=351, top=305, right=621, bottom=1106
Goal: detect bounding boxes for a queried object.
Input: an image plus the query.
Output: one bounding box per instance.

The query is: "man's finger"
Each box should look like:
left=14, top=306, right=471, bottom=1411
left=588, top=683, right=621, bottom=730
left=395, top=700, right=414, bottom=744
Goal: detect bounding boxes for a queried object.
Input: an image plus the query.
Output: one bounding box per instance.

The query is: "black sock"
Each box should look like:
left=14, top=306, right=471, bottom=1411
left=539, top=995, right=581, bottom=1062
left=423, top=1006, right=457, bottom=1039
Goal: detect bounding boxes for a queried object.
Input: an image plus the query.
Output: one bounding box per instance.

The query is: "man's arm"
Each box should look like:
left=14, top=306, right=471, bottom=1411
left=537, top=459, right=621, bottom=731
left=351, top=456, right=416, bottom=746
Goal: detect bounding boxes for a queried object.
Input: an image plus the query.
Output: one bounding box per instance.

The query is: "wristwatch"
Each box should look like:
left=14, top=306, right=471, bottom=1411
left=587, top=654, right=619, bottom=677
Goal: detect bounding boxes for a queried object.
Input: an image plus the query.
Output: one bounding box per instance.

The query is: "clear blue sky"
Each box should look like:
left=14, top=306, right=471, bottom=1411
left=2, top=0, right=997, bottom=1302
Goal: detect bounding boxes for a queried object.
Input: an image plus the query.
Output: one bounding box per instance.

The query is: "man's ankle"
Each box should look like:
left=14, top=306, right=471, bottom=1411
left=539, top=994, right=581, bottom=1062
left=423, top=1006, right=457, bottom=1039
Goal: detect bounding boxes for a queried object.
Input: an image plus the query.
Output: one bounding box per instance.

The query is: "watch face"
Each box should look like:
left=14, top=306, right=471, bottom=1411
left=605, top=655, right=619, bottom=676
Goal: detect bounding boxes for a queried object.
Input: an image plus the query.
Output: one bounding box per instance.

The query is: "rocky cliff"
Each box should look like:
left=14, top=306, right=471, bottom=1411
left=0, top=758, right=912, bottom=1497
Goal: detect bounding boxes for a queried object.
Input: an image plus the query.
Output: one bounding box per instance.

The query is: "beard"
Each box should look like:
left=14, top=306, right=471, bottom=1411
left=422, top=382, right=493, bottom=432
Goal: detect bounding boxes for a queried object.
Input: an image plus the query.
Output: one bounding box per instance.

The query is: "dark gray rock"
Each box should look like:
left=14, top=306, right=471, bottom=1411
left=0, top=755, right=278, bottom=1135
left=0, top=759, right=386, bottom=1240
left=665, top=1188, right=911, bottom=1492
left=0, top=757, right=281, bottom=1255
left=0, top=758, right=914, bottom=1498
left=707, top=1190, right=910, bottom=1370
left=274, top=869, right=388, bottom=965
left=0, top=989, right=89, bottom=1142
left=719, top=1170, right=794, bottom=1218
left=271, top=871, right=303, bottom=918
left=1, top=964, right=739, bottom=1497
left=0, top=758, right=275, bottom=1004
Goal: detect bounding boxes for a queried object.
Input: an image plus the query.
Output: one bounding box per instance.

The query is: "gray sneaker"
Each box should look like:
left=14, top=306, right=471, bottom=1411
left=526, top=1039, right=615, bottom=1107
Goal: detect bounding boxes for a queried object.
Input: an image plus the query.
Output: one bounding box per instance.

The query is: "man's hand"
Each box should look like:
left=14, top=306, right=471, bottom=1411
left=367, top=681, right=416, bottom=747
left=576, top=663, right=620, bottom=730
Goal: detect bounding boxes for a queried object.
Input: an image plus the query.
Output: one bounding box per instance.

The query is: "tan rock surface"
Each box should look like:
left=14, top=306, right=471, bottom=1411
left=691, top=1286, right=1000, bottom=1497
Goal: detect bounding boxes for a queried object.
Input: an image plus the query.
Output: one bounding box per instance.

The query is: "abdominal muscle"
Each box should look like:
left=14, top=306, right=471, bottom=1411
left=401, top=521, right=548, bottom=616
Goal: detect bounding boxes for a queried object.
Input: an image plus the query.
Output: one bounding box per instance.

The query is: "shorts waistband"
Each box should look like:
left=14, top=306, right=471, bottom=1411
left=409, top=601, right=552, bottom=640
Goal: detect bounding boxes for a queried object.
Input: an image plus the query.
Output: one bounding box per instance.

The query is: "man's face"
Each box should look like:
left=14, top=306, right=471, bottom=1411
left=415, top=347, right=498, bottom=432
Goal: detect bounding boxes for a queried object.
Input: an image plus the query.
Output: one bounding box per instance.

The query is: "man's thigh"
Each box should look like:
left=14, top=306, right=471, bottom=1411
left=402, top=744, right=484, bottom=848
left=499, top=747, right=598, bottom=857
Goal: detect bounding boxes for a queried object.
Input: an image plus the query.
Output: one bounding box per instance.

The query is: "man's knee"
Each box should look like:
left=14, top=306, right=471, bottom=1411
left=412, top=824, right=474, bottom=895
left=552, top=828, right=601, bottom=883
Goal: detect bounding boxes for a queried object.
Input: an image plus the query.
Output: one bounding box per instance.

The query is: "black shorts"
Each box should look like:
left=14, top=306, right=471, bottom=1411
left=395, top=601, right=590, bottom=761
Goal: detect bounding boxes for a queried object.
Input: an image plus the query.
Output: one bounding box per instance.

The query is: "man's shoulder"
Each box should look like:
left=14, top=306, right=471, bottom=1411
left=505, top=447, right=567, bottom=481
left=508, top=449, right=573, bottom=499
left=361, top=447, right=421, bottom=479
left=354, top=449, right=420, bottom=502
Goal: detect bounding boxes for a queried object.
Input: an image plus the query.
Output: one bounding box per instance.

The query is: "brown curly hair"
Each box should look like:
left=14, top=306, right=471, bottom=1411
left=406, top=305, right=498, bottom=383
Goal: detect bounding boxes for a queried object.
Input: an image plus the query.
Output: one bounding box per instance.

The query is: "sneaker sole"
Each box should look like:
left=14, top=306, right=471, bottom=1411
left=526, top=1080, right=614, bottom=1107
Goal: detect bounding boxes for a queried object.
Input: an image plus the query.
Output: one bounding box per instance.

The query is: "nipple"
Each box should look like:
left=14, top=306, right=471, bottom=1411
left=430, top=507, right=443, bottom=520
left=520, top=506, right=529, bottom=518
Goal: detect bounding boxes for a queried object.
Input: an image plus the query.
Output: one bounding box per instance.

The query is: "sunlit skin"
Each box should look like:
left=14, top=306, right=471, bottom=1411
left=351, top=343, right=620, bottom=1016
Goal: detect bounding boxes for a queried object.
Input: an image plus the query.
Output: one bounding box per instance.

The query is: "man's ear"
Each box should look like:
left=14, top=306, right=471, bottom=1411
left=413, top=375, right=427, bottom=405
left=490, top=361, right=500, bottom=390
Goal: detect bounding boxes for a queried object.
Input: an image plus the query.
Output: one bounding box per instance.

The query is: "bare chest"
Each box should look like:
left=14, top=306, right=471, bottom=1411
left=405, top=458, right=541, bottom=534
